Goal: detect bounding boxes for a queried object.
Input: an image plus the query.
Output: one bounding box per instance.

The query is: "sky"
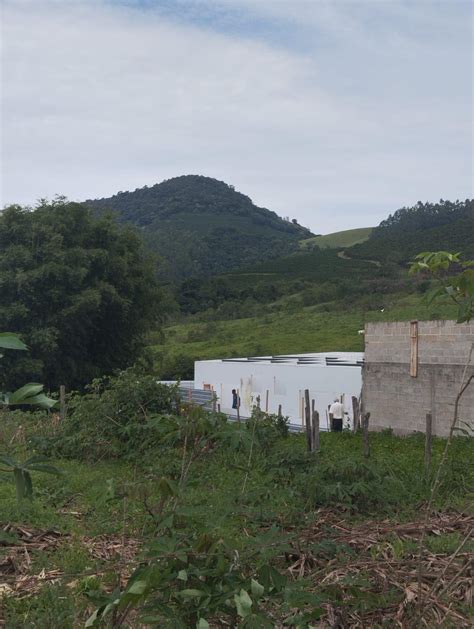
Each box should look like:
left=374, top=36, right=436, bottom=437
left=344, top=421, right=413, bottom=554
left=1, top=0, right=472, bottom=233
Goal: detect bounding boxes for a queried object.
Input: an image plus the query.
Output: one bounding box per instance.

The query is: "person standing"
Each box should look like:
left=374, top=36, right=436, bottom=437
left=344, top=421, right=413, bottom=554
left=232, top=389, right=239, bottom=410
left=329, top=397, right=345, bottom=432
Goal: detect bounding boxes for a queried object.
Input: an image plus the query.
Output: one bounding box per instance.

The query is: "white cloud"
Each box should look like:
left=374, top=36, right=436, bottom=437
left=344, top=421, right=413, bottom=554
left=1, top=0, right=472, bottom=232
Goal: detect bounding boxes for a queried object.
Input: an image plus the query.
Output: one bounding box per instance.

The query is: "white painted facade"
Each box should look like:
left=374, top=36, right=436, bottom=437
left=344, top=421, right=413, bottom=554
left=194, top=352, right=364, bottom=430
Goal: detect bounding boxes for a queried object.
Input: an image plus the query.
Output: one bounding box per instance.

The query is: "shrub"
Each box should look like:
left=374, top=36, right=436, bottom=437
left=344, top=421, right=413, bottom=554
left=37, top=369, right=180, bottom=460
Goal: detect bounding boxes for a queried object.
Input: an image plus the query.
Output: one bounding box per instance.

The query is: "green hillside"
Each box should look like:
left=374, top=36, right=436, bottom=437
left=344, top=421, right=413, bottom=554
left=350, top=200, right=474, bottom=262
left=153, top=292, right=458, bottom=379
left=86, top=175, right=312, bottom=279
left=300, top=226, right=373, bottom=249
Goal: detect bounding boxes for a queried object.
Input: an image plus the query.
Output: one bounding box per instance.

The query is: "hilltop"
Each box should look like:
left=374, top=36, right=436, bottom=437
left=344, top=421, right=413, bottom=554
left=87, top=175, right=312, bottom=279
left=300, top=226, right=373, bottom=249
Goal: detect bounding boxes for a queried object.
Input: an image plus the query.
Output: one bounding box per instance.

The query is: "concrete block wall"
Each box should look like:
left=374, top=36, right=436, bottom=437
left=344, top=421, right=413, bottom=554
left=363, top=320, right=474, bottom=436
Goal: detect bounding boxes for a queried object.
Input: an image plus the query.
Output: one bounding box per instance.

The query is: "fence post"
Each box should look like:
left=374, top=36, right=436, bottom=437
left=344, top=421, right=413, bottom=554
left=265, top=389, right=269, bottom=413
left=424, top=412, right=432, bottom=479
left=352, top=396, right=360, bottom=432
left=362, top=412, right=370, bottom=458
left=304, top=389, right=312, bottom=452
left=59, top=385, right=66, bottom=421
left=312, top=406, right=320, bottom=453
left=278, top=404, right=282, bottom=418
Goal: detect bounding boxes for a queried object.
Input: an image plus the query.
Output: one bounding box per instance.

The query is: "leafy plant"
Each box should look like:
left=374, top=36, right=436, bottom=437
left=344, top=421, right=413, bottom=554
left=0, top=454, right=61, bottom=501
left=85, top=532, right=280, bottom=628
left=410, top=251, right=474, bottom=322
left=38, top=369, right=180, bottom=460
left=0, top=333, right=56, bottom=409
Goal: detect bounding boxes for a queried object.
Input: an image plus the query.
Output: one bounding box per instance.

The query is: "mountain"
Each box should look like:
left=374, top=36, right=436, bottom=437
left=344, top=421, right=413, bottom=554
left=86, top=175, right=312, bottom=279
left=175, top=198, right=474, bottom=317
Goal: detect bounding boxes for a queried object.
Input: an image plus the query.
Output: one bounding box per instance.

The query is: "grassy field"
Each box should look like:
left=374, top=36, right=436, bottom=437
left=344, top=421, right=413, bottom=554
left=1, top=406, right=472, bottom=627
left=154, top=293, right=457, bottom=375
left=300, top=227, right=373, bottom=250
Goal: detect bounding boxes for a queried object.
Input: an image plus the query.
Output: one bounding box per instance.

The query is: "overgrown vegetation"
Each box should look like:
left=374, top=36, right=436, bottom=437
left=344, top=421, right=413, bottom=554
left=1, top=371, right=472, bottom=626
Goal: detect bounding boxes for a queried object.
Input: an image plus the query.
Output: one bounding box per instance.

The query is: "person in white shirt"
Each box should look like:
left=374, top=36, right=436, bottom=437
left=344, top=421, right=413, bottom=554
left=329, top=398, right=345, bottom=432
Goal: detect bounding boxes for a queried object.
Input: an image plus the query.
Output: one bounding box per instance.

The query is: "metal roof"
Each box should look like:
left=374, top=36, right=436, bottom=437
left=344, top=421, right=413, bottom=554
left=201, top=352, right=364, bottom=368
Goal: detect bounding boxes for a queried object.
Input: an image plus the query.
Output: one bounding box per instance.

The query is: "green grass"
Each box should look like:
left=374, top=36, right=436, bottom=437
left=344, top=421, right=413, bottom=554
left=155, top=293, right=457, bottom=367
left=1, top=411, right=472, bottom=627
left=300, top=227, right=373, bottom=249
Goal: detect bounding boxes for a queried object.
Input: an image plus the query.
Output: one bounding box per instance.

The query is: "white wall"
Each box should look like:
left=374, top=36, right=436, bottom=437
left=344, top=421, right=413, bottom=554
left=194, top=357, right=362, bottom=430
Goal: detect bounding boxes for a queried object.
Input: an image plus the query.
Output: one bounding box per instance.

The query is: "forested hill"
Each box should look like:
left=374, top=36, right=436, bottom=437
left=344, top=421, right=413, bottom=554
left=349, top=199, right=474, bottom=263
left=86, top=175, right=312, bottom=279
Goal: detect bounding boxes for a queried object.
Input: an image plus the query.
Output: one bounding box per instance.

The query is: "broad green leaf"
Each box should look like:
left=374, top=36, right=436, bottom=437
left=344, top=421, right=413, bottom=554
left=22, top=454, right=51, bottom=466
left=234, top=589, right=253, bottom=618
left=177, top=589, right=205, bottom=600
left=25, top=463, right=62, bottom=475
left=177, top=569, right=188, bottom=581
left=0, top=333, right=27, bottom=351
left=126, top=580, right=148, bottom=595
left=7, top=384, right=56, bottom=409
left=0, top=455, right=17, bottom=468
left=197, top=620, right=210, bottom=629
left=9, top=383, right=44, bottom=403
left=250, top=578, right=264, bottom=599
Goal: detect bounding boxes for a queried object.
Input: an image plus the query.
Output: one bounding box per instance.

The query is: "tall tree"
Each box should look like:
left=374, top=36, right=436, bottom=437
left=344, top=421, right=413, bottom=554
left=0, top=198, right=164, bottom=390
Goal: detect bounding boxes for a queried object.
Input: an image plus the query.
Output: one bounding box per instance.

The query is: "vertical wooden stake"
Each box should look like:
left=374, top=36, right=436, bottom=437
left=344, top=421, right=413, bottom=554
left=351, top=396, right=360, bottom=432
left=312, top=408, right=320, bottom=453
left=362, top=412, right=371, bottom=458
left=265, top=389, right=269, bottom=413
left=277, top=404, right=282, bottom=418
left=217, top=403, right=221, bottom=413
left=410, top=320, right=419, bottom=377
left=59, top=385, right=66, bottom=421
left=304, top=389, right=312, bottom=452
left=424, top=412, right=432, bottom=479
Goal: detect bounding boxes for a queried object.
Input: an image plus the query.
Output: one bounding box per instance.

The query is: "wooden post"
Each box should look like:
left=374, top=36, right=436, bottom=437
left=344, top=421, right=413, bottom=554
left=424, top=412, right=432, bottom=479
left=59, top=385, right=66, bottom=421
left=410, top=320, right=419, bottom=377
left=265, top=389, right=269, bottom=413
left=256, top=394, right=261, bottom=410
left=304, top=389, right=312, bottom=452
left=362, top=412, right=370, bottom=458
left=312, top=407, right=320, bottom=453
left=217, top=403, right=221, bottom=413
left=237, top=390, right=241, bottom=422
left=277, top=404, right=282, bottom=418
left=352, top=396, right=360, bottom=432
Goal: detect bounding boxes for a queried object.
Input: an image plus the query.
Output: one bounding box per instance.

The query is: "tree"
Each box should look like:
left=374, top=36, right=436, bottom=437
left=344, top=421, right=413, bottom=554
left=0, top=198, right=164, bottom=390
left=410, top=251, right=474, bottom=322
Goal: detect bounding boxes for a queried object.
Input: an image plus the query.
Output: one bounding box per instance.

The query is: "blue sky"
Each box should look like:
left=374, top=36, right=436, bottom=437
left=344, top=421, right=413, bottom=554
left=1, top=0, right=472, bottom=232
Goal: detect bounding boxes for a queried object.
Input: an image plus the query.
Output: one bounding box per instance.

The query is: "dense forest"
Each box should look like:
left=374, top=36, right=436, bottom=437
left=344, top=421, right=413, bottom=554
left=0, top=199, right=164, bottom=390
left=349, top=199, right=474, bottom=263
left=87, top=175, right=312, bottom=279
